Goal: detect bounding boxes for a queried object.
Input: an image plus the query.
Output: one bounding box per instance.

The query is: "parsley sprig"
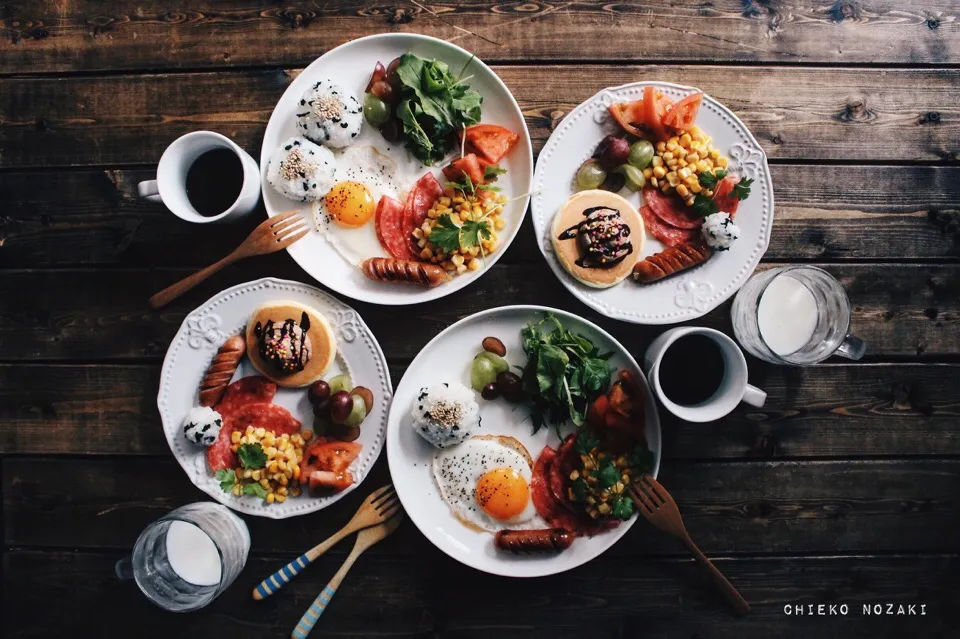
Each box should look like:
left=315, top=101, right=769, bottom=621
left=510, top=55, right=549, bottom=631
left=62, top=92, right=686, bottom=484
left=238, top=443, right=266, bottom=469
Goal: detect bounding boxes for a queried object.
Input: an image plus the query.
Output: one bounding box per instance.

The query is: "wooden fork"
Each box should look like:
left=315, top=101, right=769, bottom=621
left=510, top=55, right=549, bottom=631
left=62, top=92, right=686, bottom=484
left=291, top=512, right=404, bottom=639
left=148, top=210, right=308, bottom=309
left=629, top=474, right=751, bottom=616
left=252, top=484, right=399, bottom=601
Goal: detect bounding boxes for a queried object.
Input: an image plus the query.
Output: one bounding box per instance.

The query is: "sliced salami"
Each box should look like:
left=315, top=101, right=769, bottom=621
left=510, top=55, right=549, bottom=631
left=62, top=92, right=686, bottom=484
left=216, top=376, right=277, bottom=417
left=712, top=175, right=740, bottom=218
left=643, top=187, right=702, bottom=229
left=403, top=173, right=444, bottom=257
left=207, top=402, right=302, bottom=472
left=375, top=195, right=416, bottom=260
left=640, top=205, right=698, bottom=247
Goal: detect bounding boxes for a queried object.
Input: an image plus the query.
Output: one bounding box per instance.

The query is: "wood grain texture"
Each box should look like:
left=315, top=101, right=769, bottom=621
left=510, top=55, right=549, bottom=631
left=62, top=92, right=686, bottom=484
left=2, top=66, right=958, bottom=168
left=0, top=262, right=956, bottom=361
left=1, top=1, right=958, bottom=74
left=3, top=165, right=958, bottom=268
left=2, top=363, right=958, bottom=459
left=5, top=550, right=956, bottom=638
left=6, top=457, right=960, bottom=555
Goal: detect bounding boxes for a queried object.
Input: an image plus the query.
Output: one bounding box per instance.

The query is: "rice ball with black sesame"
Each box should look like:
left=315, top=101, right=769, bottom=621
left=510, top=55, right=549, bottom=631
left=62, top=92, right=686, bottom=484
left=266, top=136, right=337, bottom=202
left=183, top=406, right=223, bottom=447
left=295, top=80, right=363, bottom=149
left=410, top=382, right=481, bottom=449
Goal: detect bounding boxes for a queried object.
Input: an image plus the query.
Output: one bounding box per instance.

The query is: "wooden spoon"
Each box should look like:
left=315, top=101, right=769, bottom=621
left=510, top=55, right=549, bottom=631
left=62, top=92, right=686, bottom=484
left=629, top=474, right=750, bottom=616
left=252, top=484, right=399, bottom=600
left=291, top=512, right=404, bottom=639
left=148, top=210, right=308, bottom=309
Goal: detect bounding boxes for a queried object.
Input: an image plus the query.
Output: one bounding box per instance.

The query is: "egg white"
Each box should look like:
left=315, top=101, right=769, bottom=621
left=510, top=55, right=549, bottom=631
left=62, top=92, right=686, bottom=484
left=312, top=145, right=411, bottom=266
left=432, top=435, right=546, bottom=533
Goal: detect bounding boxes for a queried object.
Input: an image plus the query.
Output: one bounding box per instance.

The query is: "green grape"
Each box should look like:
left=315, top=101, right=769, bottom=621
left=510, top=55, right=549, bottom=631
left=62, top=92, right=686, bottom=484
left=576, top=160, right=607, bottom=190
left=328, top=374, right=352, bottom=396
left=470, top=355, right=498, bottom=392
left=476, top=352, right=509, bottom=375
left=617, top=164, right=646, bottom=192
left=363, top=93, right=391, bottom=126
left=628, top=140, right=655, bottom=170
left=343, top=394, right=368, bottom=427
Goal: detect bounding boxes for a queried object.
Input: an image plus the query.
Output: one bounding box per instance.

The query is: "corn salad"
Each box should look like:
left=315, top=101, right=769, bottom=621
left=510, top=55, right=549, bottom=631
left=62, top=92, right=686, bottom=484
left=230, top=427, right=312, bottom=504
left=568, top=446, right=636, bottom=520
left=414, top=188, right=508, bottom=275
left=642, top=126, right=729, bottom=207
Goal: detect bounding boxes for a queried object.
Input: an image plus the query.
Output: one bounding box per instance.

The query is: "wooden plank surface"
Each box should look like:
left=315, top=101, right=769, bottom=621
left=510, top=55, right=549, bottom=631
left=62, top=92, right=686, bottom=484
left=3, top=165, right=959, bottom=268
left=1, top=1, right=958, bottom=74
left=5, top=550, right=956, bottom=638
left=2, top=66, right=958, bottom=169
left=1, top=262, right=956, bottom=362
left=6, top=457, right=960, bottom=555
left=2, top=363, right=958, bottom=459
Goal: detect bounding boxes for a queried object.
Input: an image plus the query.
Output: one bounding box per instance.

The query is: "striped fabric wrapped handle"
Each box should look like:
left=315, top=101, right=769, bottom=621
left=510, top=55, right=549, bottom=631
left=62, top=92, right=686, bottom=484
left=252, top=527, right=351, bottom=600
left=290, top=551, right=361, bottom=639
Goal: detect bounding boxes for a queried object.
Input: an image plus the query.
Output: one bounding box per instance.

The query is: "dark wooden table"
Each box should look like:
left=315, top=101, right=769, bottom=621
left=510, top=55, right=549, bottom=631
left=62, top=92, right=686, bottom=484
left=2, top=2, right=959, bottom=637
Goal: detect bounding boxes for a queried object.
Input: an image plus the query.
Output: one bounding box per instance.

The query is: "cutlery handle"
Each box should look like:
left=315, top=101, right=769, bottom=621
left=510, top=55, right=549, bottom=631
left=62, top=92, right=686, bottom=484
left=685, top=538, right=751, bottom=616
left=253, top=526, right=353, bottom=600
left=148, top=253, right=237, bottom=309
left=291, top=551, right=361, bottom=639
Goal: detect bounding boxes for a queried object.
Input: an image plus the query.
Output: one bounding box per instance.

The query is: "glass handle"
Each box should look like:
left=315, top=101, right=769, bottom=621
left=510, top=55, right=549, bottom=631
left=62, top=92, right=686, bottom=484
left=115, top=555, right=134, bottom=581
left=836, top=333, right=866, bottom=361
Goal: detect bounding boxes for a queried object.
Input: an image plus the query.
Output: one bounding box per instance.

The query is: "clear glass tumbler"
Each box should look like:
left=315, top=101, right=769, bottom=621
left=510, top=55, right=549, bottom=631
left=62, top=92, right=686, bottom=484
left=731, top=265, right=866, bottom=365
left=115, top=502, right=250, bottom=612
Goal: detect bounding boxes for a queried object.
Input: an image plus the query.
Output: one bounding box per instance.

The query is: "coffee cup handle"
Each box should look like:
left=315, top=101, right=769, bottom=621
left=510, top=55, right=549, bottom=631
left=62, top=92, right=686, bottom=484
left=137, top=179, right=163, bottom=203
left=742, top=384, right=766, bottom=408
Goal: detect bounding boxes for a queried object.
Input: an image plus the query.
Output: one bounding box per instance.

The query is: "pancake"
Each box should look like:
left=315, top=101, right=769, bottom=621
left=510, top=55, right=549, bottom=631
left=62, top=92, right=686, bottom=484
left=245, top=300, right=335, bottom=388
left=551, top=190, right=644, bottom=288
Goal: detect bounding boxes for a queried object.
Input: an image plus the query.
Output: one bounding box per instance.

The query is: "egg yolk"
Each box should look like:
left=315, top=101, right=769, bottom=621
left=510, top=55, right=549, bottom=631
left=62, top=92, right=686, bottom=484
left=475, top=467, right=529, bottom=521
left=325, top=181, right=375, bottom=227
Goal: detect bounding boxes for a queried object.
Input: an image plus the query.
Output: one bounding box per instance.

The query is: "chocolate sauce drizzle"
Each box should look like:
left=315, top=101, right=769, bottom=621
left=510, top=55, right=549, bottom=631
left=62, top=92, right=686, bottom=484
left=558, top=205, right=633, bottom=268
left=254, top=311, right=311, bottom=374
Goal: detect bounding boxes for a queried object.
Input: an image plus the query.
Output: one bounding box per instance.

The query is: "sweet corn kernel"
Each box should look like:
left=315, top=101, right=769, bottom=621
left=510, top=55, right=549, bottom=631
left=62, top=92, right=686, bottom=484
left=231, top=431, right=241, bottom=444
left=678, top=167, right=691, bottom=180
left=696, top=160, right=710, bottom=173
left=665, top=141, right=679, bottom=152
left=251, top=470, right=261, bottom=481
left=456, top=264, right=468, bottom=275
left=439, top=196, right=451, bottom=206
left=452, top=196, right=465, bottom=204
left=420, top=247, right=433, bottom=259
left=493, top=217, right=506, bottom=230
left=661, top=151, right=674, bottom=161
left=255, top=427, right=266, bottom=438
left=651, top=156, right=664, bottom=168
left=275, top=494, right=286, bottom=503
left=676, top=184, right=690, bottom=198
left=652, top=166, right=666, bottom=179
left=655, top=141, right=666, bottom=152
left=690, top=182, right=703, bottom=193
left=717, top=156, right=728, bottom=168
left=412, top=228, right=423, bottom=239
left=266, top=493, right=275, bottom=504
left=293, top=464, right=301, bottom=479
left=684, top=175, right=698, bottom=187
left=259, top=478, right=270, bottom=489
left=426, top=209, right=439, bottom=219
left=243, top=469, right=253, bottom=479
left=649, top=177, right=658, bottom=188
left=460, top=211, right=472, bottom=221
left=451, top=254, right=464, bottom=267
left=278, top=487, right=288, bottom=496
left=468, top=258, right=481, bottom=271
left=679, top=133, right=692, bottom=147
left=642, top=168, right=653, bottom=179
left=279, top=474, right=289, bottom=486
left=232, top=484, right=241, bottom=496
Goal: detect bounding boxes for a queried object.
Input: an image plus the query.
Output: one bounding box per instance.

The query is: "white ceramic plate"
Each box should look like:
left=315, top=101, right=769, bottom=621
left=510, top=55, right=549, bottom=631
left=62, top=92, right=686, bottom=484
left=532, top=82, right=774, bottom=324
left=157, top=278, right=392, bottom=519
left=260, top=33, right=533, bottom=306
left=386, top=305, right=661, bottom=577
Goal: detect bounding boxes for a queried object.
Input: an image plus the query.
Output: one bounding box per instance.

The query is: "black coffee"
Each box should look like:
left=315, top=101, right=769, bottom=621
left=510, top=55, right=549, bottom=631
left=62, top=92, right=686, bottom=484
left=658, top=335, right=725, bottom=406
left=185, top=148, right=243, bottom=216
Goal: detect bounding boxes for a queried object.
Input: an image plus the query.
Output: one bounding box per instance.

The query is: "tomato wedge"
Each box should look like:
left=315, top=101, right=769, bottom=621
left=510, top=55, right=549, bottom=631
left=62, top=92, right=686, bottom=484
left=462, top=124, right=519, bottom=164
left=303, top=440, right=362, bottom=476
left=609, top=102, right=647, bottom=138
left=643, top=86, right=672, bottom=141
left=712, top=175, right=741, bottom=217
left=442, top=153, right=485, bottom=185
left=662, top=92, right=703, bottom=132
left=308, top=470, right=355, bottom=493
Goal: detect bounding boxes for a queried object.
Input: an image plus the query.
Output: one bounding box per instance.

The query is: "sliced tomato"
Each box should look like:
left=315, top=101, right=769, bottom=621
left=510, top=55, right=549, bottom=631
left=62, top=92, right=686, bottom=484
left=308, top=470, right=355, bottom=493
left=712, top=175, right=741, bottom=217
left=604, top=383, right=634, bottom=431
left=442, top=153, right=485, bottom=185
left=642, top=86, right=672, bottom=141
left=662, top=92, right=703, bottom=132
left=462, top=124, right=519, bottom=164
left=608, top=102, right=647, bottom=138
left=586, top=394, right=609, bottom=429
left=303, top=440, right=362, bottom=475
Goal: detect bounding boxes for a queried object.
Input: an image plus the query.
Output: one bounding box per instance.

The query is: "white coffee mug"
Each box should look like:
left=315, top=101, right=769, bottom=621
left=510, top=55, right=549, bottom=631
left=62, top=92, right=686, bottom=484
left=138, top=131, right=261, bottom=223
left=643, top=327, right=766, bottom=423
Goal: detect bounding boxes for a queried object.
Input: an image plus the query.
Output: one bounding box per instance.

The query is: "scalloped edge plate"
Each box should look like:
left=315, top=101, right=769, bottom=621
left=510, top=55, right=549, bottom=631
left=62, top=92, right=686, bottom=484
left=157, top=277, right=392, bottom=519
left=531, top=81, right=774, bottom=324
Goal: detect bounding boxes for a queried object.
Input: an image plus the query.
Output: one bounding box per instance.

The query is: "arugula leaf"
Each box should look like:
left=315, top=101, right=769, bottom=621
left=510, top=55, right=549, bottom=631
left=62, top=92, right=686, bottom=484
left=598, top=461, right=620, bottom=488
left=243, top=483, right=268, bottom=499
left=733, top=177, right=754, bottom=201
left=484, top=164, right=507, bottom=181
left=612, top=495, right=635, bottom=520
left=215, top=469, right=236, bottom=493
left=697, top=168, right=727, bottom=189
left=428, top=214, right=462, bottom=254
left=691, top=193, right=719, bottom=218
left=238, top=443, right=266, bottom=469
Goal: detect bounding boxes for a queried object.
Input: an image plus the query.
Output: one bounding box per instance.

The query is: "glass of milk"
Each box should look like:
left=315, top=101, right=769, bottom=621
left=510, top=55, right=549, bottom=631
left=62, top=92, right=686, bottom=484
left=115, top=502, right=250, bottom=612
left=731, top=266, right=866, bottom=365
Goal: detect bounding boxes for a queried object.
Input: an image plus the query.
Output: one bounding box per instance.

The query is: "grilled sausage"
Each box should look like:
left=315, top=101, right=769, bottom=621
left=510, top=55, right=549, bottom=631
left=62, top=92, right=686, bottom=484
left=199, top=335, right=246, bottom=406
left=632, top=242, right=712, bottom=284
left=494, top=528, right=576, bottom=553
left=361, top=258, right=450, bottom=288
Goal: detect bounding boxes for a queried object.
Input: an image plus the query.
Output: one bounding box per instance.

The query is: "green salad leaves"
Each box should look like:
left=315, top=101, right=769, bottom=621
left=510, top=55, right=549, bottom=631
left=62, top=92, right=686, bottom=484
left=395, top=54, right=483, bottom=164
left=520, top=313, right=612, bottom=432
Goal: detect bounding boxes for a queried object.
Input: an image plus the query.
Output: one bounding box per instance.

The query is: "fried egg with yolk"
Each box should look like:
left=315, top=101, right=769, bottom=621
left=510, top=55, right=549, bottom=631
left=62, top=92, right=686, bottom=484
left=312, top=145, right=409, bottom=265
left=432, top=435, right=545, bottom=532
